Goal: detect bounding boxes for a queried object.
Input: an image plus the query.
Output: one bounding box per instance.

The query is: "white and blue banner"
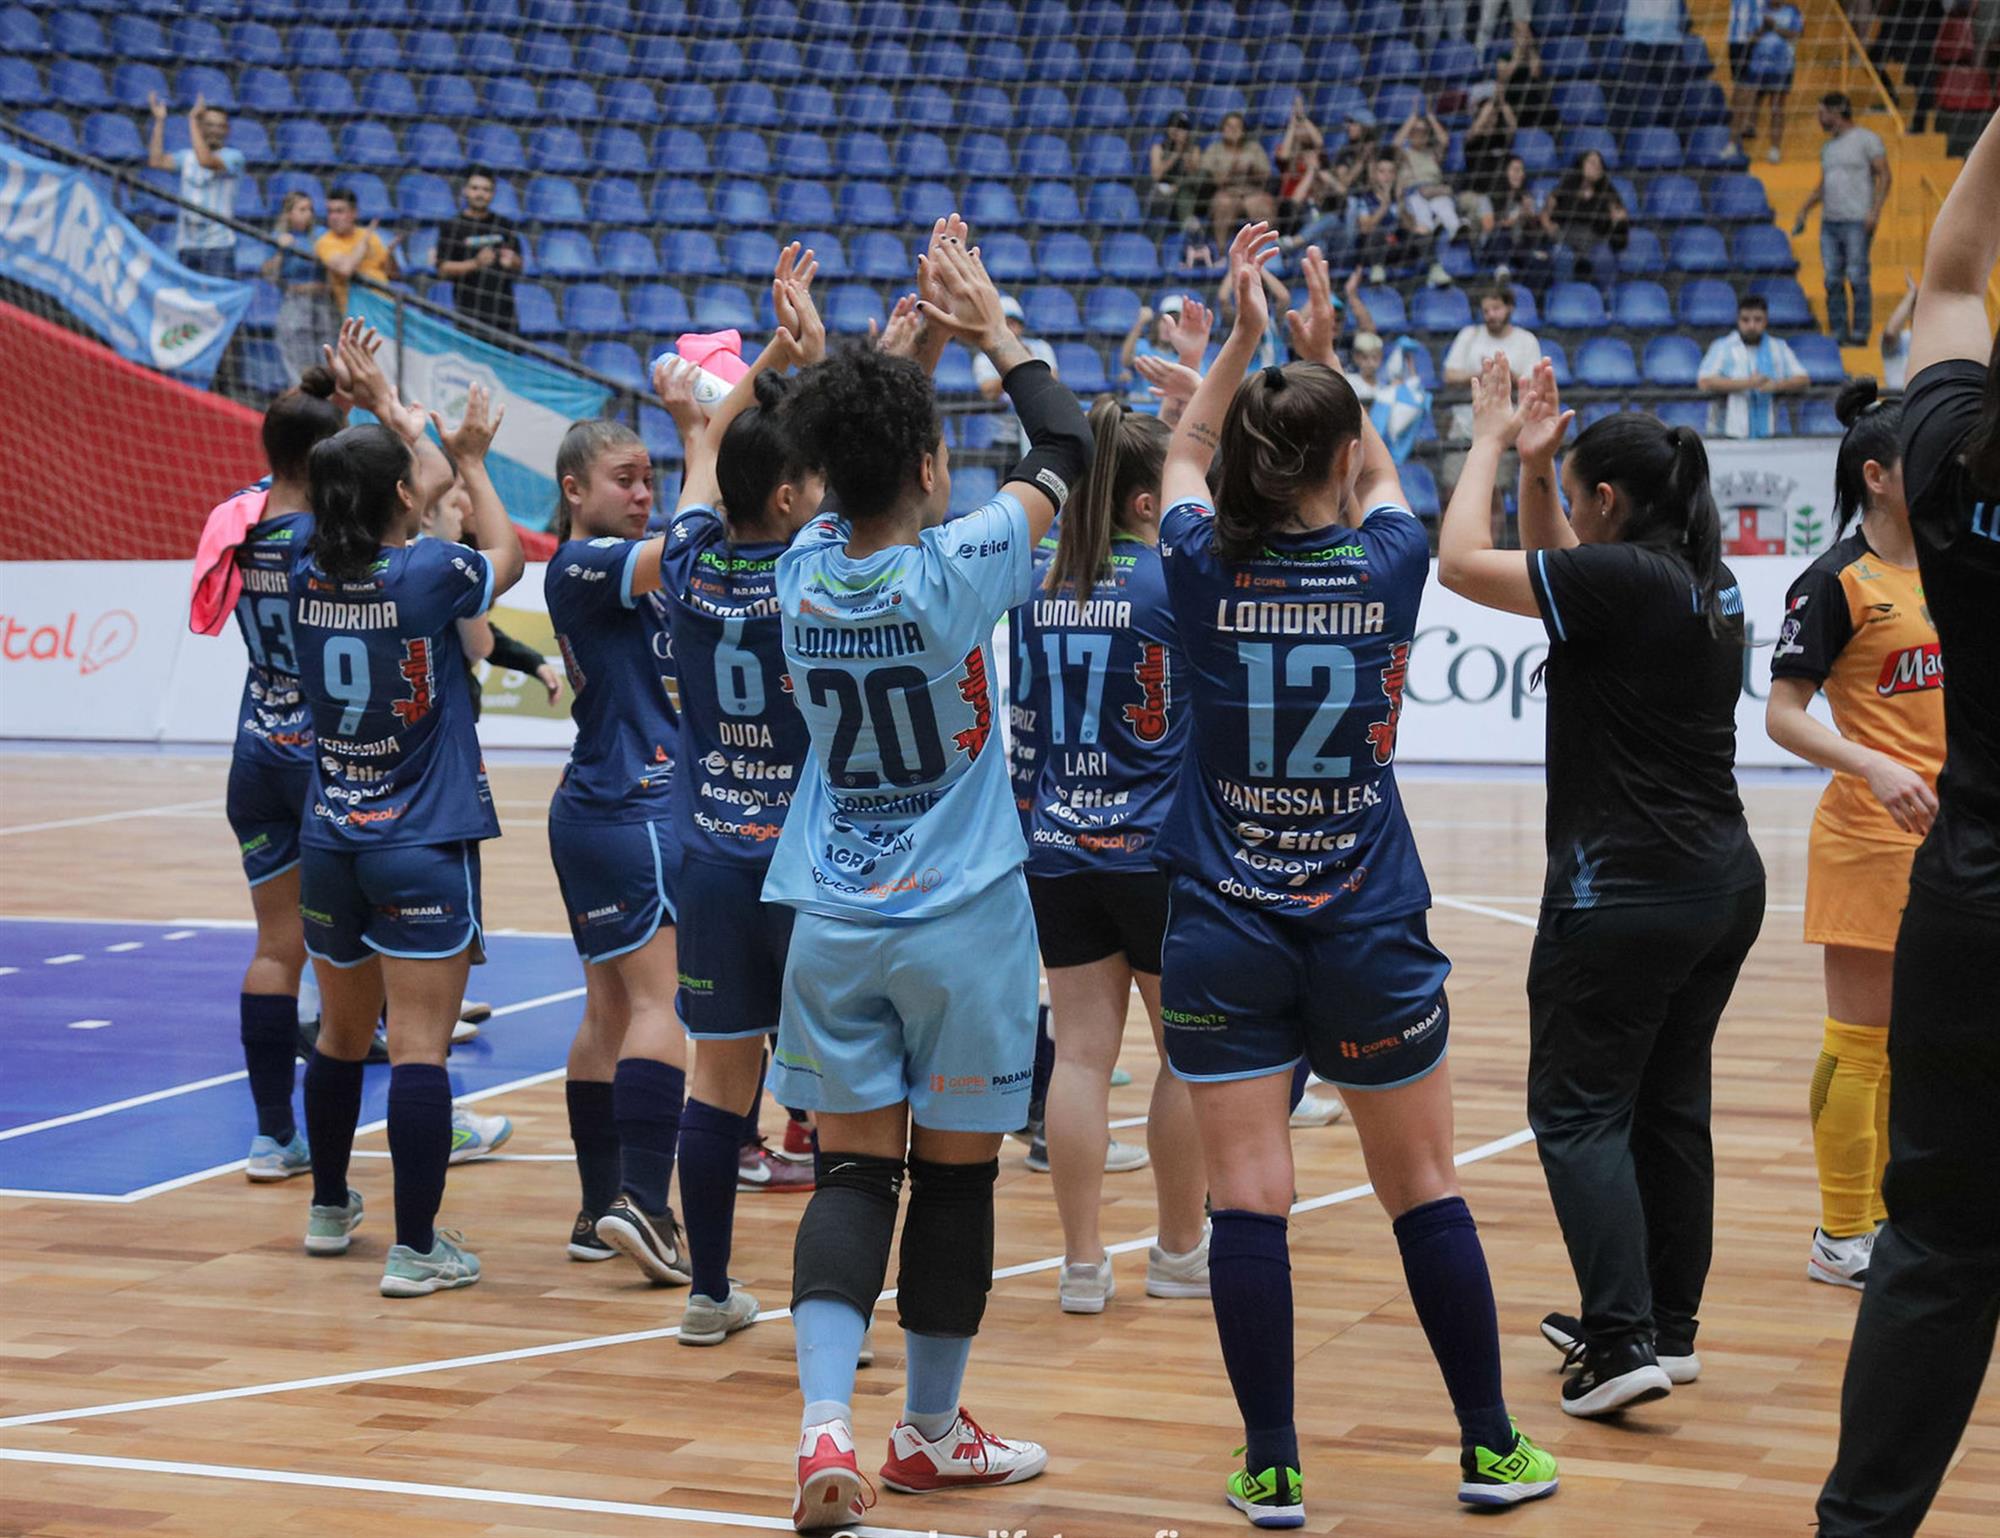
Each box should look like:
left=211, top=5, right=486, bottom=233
left=0, top=143, right=250, bottom=387
left=349, top=287, right=612, bottom=531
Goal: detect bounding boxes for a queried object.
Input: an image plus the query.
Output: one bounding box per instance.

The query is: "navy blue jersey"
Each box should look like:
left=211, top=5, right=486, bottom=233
left=230, top=506, right=314, bottom=769
left=659, top=505, right=806, bottom=864
left=292, top=537, right=498, bottom=849
left=546, top=535, right=679, bottom=824
left=1005, top=521, right=1061, bottom=833
left=1156, top=496, right=1429, bottom=928
left=1023, top=534, right=1186, bottom=875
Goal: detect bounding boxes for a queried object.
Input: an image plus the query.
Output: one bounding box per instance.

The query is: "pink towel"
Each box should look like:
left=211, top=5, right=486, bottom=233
left=676, top=330, right=749, bottom=383
left=188, top=485, right=270, bottom=636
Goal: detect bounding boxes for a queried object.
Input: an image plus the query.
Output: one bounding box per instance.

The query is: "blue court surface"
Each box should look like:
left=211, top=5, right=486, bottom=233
left=0, top=919, right=584, bottom=1201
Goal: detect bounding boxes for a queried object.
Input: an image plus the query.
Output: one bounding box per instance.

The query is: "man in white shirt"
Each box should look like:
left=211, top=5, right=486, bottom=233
left=145, top=92, right=246, bottom=279
left=1443, top=288, right=1540, bottom=528
left=1697, top=292, right=1810, bottom=439
left=974, top=294, right=1060, bottom=454
left=1791, top=92, right=1890, bottom=345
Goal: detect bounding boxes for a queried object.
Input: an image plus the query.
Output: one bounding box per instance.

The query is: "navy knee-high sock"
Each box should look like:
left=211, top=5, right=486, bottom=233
left=387, top=1062, right=452, bottom=1254
left=1392, top=1196, right=1513, bottom=1452
left=679, top=1097, right=743, bottom=1300
left=303, top=1051, right=364, bottom=1209
left=1029, top=1003, right=1054, bottom=1119
left=615, top=1056, right=685, bottom=1215
left=565, top=1079, right=619, bottom=1218
left=240, top=992, right=301, bottom=1141
left=1210, top=1209, right=1300, bottom=1476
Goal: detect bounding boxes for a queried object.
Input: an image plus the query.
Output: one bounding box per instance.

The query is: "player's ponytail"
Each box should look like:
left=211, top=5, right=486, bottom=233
left=1212, top=362, right=1361, bottom=565
left=717, top=372, right=809, bottom=533
left=1046, top=397, right=1169, bottom=604
left=262, top=367, right=344, bottom=485
left=307, top=423, right=412, bottom=583
left=1831, top=376, right=1904, bottom=535
left=1960, top=326, right=2000, bottom=497
left=1569, top=413, right=1741, bottom=641
left=551, top=418, right=646, bottom=543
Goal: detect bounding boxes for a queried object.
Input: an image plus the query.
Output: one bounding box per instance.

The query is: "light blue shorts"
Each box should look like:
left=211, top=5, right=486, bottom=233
left=769, top=870, right=1039, bottom=1133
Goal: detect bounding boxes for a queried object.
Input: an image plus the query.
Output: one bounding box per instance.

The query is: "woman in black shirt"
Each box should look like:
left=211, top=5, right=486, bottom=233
left=1438, top=356, right=1766, bottom=1421
left=1541, top=151, right=1629, bottom=288
left=1817, top=109, right=2000, bottom=1538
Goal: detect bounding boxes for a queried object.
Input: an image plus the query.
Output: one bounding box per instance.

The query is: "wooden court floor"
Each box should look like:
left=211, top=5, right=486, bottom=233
left=1, top=751, right=1994, bottom=1537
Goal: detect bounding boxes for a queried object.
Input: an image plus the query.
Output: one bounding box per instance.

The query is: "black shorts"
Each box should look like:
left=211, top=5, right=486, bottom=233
left=1026, top=868, right=1169, bottom=973
left=1728, top=39, right=1753, bottom=82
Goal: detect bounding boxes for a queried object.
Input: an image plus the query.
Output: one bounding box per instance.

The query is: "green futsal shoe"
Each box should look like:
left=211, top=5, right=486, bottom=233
left=1225, top=1457, right=1304, bottom=1529
left=1458, top=1420, right=1560, bottom=1506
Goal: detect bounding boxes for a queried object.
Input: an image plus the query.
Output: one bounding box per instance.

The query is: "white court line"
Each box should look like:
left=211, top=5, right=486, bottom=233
left=44, top=953, right=83, bottom=965
left=1432, top=895, right=1539, bottom=929
left=105, top=941, right=144, bottom=953
left=0, top=1449, right=971, bottom=1538
left=0, top=914, right=577, bottom=942
left=0, top=797, right=226, bottom=838
left=0, top=1070, right=252, bottom=1144
left=0, top=1123, right=1535, bottom=1430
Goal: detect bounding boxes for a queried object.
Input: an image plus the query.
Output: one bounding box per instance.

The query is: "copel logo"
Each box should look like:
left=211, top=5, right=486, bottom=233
left=0, top=610, right=138, bottom=673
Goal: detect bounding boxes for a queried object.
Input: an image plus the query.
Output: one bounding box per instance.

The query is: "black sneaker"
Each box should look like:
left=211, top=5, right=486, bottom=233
left=1560, top=1335, right=1673, bottom=1418
left=1539, top=1311, right=1584, bottom=1357
left=594, top=1195, right=692, bottom=1286
left=1544, top=1311, right=1700, bottom=1385
left=567, top=1210, right=616, bottom=1262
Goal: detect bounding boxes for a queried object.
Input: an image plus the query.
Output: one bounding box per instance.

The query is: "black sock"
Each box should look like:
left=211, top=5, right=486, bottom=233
left=1029, top=1003, right=1054, bottom=1120
left=679, top=1097, right=743, bottom=1300
left=614, top=1056, right=685, bottom=1215
left=386, top=1062, right=452, bottom=1254
left=1210, top=1209, right=1300, bottom=1477
left=1392, top=1197, right=1513, bottom=1452
left=240, top=992, right=300, bottom=1142
left=303, top=1050, right=364, bottom=1209
left=565, top=1079, right=619, bottom=1218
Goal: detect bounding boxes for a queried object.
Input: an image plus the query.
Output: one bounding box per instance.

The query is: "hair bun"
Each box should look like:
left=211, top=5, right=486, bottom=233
left=1262, top=364, right=1288, bottom=389
left=752, top=369, right=793, bottom=409
left=1834, top=375, right=1881, bottom=428
left=297, top=365, right=338, bottom=401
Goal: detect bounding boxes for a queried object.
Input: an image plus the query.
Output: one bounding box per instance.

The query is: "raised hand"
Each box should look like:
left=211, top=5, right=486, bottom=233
left=773, top=239, right=819, bottom=294
left=1225, top=222, right=1281, bottom=344
left=651, top=354, right=708, bottom=434
left=771, top=275, right=826, bottom=368
left=1134, top=353, right=1201, bottom=405
left=1469, top=351, right=1522, bottom=447
left=333, top=320, right=425, bottom=443
left=1283, top=245, right=1339, bottom=367
left=915, top=229, right=1007, bottom=350
left=148, top=91, right=168, bottom=122
left=1514, top=358, right=1573, bottom=466
left=871, top=293, right=923, bottom=357
left=430, top=383, right=506, bottom=464
left=1167, top=295, right=1213, bottom=362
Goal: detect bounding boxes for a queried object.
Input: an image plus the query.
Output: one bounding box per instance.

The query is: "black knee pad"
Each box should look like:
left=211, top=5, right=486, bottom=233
left=896, top=1157, right=998, bottom=1338
left=790, top=1151, right=904, bottom=1317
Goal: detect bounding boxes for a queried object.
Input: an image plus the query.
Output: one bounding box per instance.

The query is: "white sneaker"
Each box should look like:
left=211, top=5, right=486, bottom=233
left=448, top=1105, right=511, bottom=1164
left=1290, top=1091, right=1346, bottom=1128
left=1059, top=1255, right=1115, bottom=1314
left=1104, top=1138, right=1149, bottom=1173
left=879, top=1409, right=1048, bottom=1492
left=1657, top=1347, right=1702, bottom=1384
left=793, top=1418, right=870, bottom=1532
left=679, top=1285, right=759, bottom=1346
left=450, top=1019, right=480, bottom=1045
left=1146, top=1226, right=1211, bottom=1298
left=1808, top=1227, right=1874, bottom=1290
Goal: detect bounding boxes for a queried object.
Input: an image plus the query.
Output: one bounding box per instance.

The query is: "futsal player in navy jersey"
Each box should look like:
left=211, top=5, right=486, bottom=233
left=1158, top=236, right=1559, bottom=1526
left=200, top=370, right=343, bottom=1181
left=1023, top=395, right=1210, bottom=1315
left=291, top=382, right=522, bottom=1298
left=1439, top=355, right=1764, bottom=1420
left=763, top=221, right=1090, bottom=1531
left=1818, top=109, right=2000, bottom=1538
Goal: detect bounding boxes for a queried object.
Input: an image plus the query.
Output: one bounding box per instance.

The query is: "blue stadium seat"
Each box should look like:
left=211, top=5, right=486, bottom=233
left=747, top=37, right=804, bottom=80
left=1643, top=174, right=1702, bottom=222
left=1078, top=134, right=1136, bottom=179
left=716, top=180, right=773, bottom=226
left=898, top=179, right=955, bottom=223
left=1561, top=127, right=1619, bottom=168
left=516, top=282, right=562, bottom=338
left=1412, top=287, right=1471, bottom=334
left=1087, top=39, right=1140, bottom=82
left=1678, top=78, right=1732, bottom=128
left=1541, top=35, right=1598, bottom=77
left=1578, top=400, right=1626, bottom=429
left=897, top=83, right=951, bottom=128
left=688, top=37, right=743, bottom=81
left=405, top=29, right=460, bottom=73
left=694, top=0, right=751, bottom=37
left=169, top=16, right=225, bottom=64
left=48, top=13, right=108, bottom=60
left=344, top=26, right=399, bottom=71
left=960, top=133, right=1013, bottom=179
left=337, top=121, right=400, bottom=170
left=80, top=112, right=145, bottom=160
left=661, top=228, right=725, bottom=276
left=265, top=169, right=325, bottom=212
left=863, top=37, right=914, bottom=82
left=415, top=74, right=477, bottom=119
left=300, top=71, right=360, bottom=116
left=795, top=231, right=847, bottom=277
left=1685, top=123, right=1748, bottom=169
left=1055, top=341, right=1110, bottom=396
left=720, top=82, right=779, bottom=128
left=1400, top=461, right=1441, bottom=520
left=1193, top=40, right=1250, bottom=87
left=639, top=406, right=684, bottom=463
left=652, top=179, right=712, bottom=227
left=934, top=343, right=976, bottom=394
left=1099, top=232, right=1158, bottom=282
left=174, top=64, right=235, bottom=111
left=1753, top=277, right=1814, bottom=328
left=111, top=62, right=169, bottom=110
left=1708, top=174, right=1773, bottom=222
left=589, top=127, right=647, bottom=176
left=526, top=175, right=587, bottom=224
left=398, top=122, right=459, bottom=173
left=778, top=179, right=835, bottom=226
left=949, top=467, right=999, bottom=515
left=1357, top=285, right=1406, bottom=332
left=1513, top=128, right=1558, bottom=175
left=1022, top=0, right=1075, bottom=37
left=340, top=174, right=392, bottom=224
left=961, top=84, right=1015, bottom=130
left=1734, top=225, right=1798, bottom=273
left=228, top=20, right=284, bottom=66
left=1613, top=280, right=1673, bottom=329
left=1018, top=85, right=1073, bottom=130
left=773, top=130, right=831, bottom=177
left=229, top=66, right=291, bottom=114
left=1669, top=226, right=1731, bottom=274
left=824, top=283, right=884, bottom=333
left=1073, top=83, right=1130, bottom=130
left=285, top=24, right=342, bottom=68
left=1374, top=81, right=1426, bottom=124
left=914, top=38, right=970, bottom=79
left=1624, top=126, right=1683, bottom=170
left=1799, top=398, right=1844, bottom=436
left=1086, top=182, right=1143, bottom=227
left=852, top=230, right=909, bottom=280
left=660, top=82, right=718, bottom=130
left=632, top=281, right=695, bottom=335
left=1131, top=83, right=1189, bottom=123
left=1039, top=233, right=1099, bottom=283
left=724, top=230, right=778, bottom=278
left=396, top=172, right=457, bottom=223
left=1678, top=278, right=1741, bottom=329
left=1025, top=285, right=1084, bottom=337
left=693, top=282, right=758, bottom=331
left=851, top=83, right=903, bottom=128
left=982, top=233, right=1035, bottom=283
left=1013, top=132, right=1070, bottom=179
left=713, top=129, right=770, bottom=177
left=1551, top=79, right=1608, bottom=126
left=835, top=131, right=892, bottom=178
left=983, top=38, right=1030, bottom=84
left=271, top=118, right=336, bottom=166
left=604, top=79, right=661, bottom=125
left=1540, top=339, right=1572, bottom=387
left=839, top=180, right=899, bottom=227
left=360, top=72, right=419, bottom=118
left=964, top=181, right=1019, bottom=226
left=0, top=57, right=42, bottom=107
left=1654, top=399, right=1709, bottom=431
left=1642, top=334, right=1703, bottom=386
left=564, top=282, right=628, bottom=336
left=1028, top=182, right=1087, bottom=227
left=10, top=109, right=76, bottom=155
left=631, top=34, right=688, bottom=75
left=1617, top=228, right=1667, bottom=276
left=545, top=79, right=600, bottom=123
left=1791, top=333, right=1847, bottom=386
left=464, top=124, right=526, bottom=173
left=1547, top=282, right=1607, bottom=329
left=523, top=32, right=578, bottom=76
left=535, top=230, right=598, bottom=278
left=580, top=341, right=647, bottom=394
left=651, top=129, right=707, bottom=176
left=1082, top=283, right=1139, bottom=335
left=783, top=83, right=840, bottom=128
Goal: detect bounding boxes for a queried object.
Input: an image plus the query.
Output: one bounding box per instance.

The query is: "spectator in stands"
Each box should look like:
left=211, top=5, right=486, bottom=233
left=435, top=168, right=523, bottom=340
left=1542, top=150, right=1630, bottom=286
left=1147, top=110, right=1205, bottom=228
left=1793, top=93, right=1891, bottom=346
left=1281, top=155, right=1362, bottom=269
left=1880, top=269, right=1917, bottom=391
left=1212, top=261, right=1292, bottom=369
left=1460, top=85, right=1518, bottom=218
left=1343, top=330, right=1384, bottom=405
left=263, top=191, right=334, bottom=388
left=1276, top=97, right=1328, bottom=235
left=1731, top=2, right=1804, bottom=161
left=1353, top=151, right=1409, bottom=280
left=315, top=188, right=399, bottom=314
left=1335, top=113, right=1383, bottom=176
left=1177, top=218, right=1222, bottom=275
left=976, top=294, right=1060, bottom=451
left=145, top=92, right=245, bottom=281
left=1697, top=292, right=1811, bottom=438
left=1119, top=292, right=1210, bottom=413
left=1497, top=21, right=1556, bottom=130
left=1481, top=155, right=1551, bottom=281
left=1395, top=104, right=1462, bottom=283
left=1443, top=289, right=1542, bottom=524
left=1419, top=0, right=1539, bottom=52
left=1201, top=112, right=1276, bottom=250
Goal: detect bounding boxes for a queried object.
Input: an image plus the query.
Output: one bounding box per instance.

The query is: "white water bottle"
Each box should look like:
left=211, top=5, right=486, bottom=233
left=648, top=349, right=734, bottom=407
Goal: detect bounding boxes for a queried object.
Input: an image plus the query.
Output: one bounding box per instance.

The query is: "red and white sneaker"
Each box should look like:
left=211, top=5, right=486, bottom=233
left=778, top=1117, right=816, bottom=1164
left=879, top=1408, right=1048, bottom=1493
left=792, top=1419, right=873, bottom=1533
left=740, top=1139, right=815, bottom=1192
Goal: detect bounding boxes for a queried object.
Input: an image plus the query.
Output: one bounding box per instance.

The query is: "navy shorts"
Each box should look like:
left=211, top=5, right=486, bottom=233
left=301, top=841, right=484, bottom=967
left=1159, top=874, right=1451, bottom=1091
left=676, top=854, right=795, bottom=1039
left=226, top=753, right=309, bottom=886
left=548, top=816, right=678, bottom=964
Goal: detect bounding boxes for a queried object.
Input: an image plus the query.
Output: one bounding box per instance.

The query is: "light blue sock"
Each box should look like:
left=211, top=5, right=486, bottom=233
left=903, top=1330, right=973, bottom=1441
left=794, top=1297, right=866, bottom=1429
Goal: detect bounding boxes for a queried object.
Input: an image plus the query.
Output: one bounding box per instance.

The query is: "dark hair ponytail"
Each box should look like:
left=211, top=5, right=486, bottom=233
left=1046, top=397, right=1169, bottom=604
left=1962, top=327, right=2000, bottom=497
left=307, top=423, right=411, bottom=583
left=262, top=366, right=343, bottom=484
left=1213, top=361, right=1362, bottom=564
left=717, top=371, right=808, bottom=528
left=1568, top=413, right=1740, bottom=640
left=1831, top=376, right=1904, bottom=534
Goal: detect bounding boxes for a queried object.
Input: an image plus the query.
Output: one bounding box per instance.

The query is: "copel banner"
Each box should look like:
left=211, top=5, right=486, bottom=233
left=0, top=143, right=251, bottom=387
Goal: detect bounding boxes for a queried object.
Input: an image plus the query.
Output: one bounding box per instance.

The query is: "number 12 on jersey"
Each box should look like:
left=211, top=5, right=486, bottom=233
left=1238, top=641, right=1355, bottom=780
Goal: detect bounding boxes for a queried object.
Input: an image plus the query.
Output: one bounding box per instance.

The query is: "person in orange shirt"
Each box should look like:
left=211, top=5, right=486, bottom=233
left=1766, top=376, right=1944, bottom=1292
left=313, top=185, right=400, bottom=313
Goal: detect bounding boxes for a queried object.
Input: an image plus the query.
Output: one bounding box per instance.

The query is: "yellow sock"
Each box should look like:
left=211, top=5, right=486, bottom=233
left=1810, top=1018, right=1889, bottom=1239
left=1869, top=1057, right=1891, bottom=1227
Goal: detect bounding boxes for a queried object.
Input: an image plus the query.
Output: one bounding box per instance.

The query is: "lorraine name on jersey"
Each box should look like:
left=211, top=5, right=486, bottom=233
left=1155, top=497, right=1430, bottom=927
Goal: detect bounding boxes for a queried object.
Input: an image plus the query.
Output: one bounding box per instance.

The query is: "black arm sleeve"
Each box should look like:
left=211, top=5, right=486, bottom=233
left=1001, top=359, right=1092, bottom=514
left=487, top=623, right=548, bottom=677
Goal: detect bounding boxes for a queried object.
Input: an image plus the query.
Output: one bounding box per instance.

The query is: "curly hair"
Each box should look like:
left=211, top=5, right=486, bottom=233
left=781, top=343, right=941, bottom=517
